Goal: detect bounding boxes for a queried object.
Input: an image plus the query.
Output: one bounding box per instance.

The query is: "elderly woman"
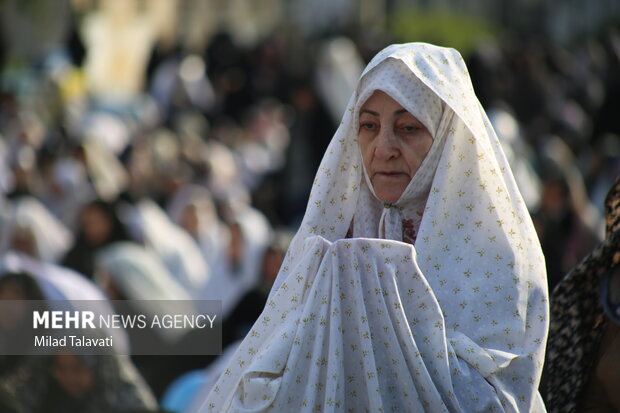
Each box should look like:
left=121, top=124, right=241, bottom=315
left=199, top=43, right=548, bottom=412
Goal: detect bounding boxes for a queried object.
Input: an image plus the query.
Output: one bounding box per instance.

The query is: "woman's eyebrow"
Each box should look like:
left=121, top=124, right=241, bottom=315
left=360, top=109, right=379, bottom=116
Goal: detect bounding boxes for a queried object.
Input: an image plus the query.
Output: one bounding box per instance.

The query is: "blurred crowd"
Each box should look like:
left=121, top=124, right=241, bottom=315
left=468, top=31, right=620, bottom=289
left=0, top=0, right=619, bottom=412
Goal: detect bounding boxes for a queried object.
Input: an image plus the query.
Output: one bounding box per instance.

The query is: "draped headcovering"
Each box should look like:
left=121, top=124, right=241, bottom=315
left=353, top=58, right=448, bottom=242
left=200, top=43, right=548, bottom=413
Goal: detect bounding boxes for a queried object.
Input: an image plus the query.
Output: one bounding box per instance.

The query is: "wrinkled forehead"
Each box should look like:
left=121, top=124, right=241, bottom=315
left=355, top=58, right=444, bottom=136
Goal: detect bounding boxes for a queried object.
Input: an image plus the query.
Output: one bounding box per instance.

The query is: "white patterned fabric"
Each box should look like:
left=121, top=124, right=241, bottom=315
left=199, top=43, right=548, bottom=412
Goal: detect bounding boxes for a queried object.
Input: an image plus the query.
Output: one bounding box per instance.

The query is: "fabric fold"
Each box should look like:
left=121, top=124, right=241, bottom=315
left=202, top=237, right=534, bottom=411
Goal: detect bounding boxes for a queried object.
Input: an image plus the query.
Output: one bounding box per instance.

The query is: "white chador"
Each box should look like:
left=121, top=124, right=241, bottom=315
left=199, top=43, right=549, bottom=412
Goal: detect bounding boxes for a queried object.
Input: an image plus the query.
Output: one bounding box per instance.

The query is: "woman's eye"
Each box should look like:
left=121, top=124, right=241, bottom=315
left=401, top=125, right=421, bottom=133
left=360, top=122, right=377, bottom=131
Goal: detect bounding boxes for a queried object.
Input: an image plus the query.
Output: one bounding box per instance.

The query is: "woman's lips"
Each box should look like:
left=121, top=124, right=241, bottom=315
left=374, top=172, right=409, bottom=178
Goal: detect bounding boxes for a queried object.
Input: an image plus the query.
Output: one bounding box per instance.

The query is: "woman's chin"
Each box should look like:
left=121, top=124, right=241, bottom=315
left=375, top=190, right=402, bottom=204
left=372, top=176, right=408, bottom=204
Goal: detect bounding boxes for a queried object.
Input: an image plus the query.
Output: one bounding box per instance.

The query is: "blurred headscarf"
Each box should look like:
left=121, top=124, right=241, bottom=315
left=79, top=138, right=128, bottom=202
left=544, top=177, right=620, bottom=412
left=62, top=199, right=130, bottom=279
left=0, top=251, right=130, bottom=354
left=166, top=184, right=225, bottom=270
left=123, top=199, right=210, bottom=297
left=199, top=200, right=272, bottom=319
left=5, top=348, right=157, bottom=413
left=0, top=196, right=73, bottom=263
left=94, top=241, right=196, bottom=344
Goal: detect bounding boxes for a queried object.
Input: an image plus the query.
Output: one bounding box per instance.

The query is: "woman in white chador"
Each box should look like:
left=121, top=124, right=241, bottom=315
left=199, top=43, right=548, bottom=412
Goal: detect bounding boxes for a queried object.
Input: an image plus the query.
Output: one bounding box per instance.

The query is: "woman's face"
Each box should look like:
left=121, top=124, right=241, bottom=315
left=180, top=204, right=200, bottom=238
left=358, top=90, right=433, bottom=204
left=81, top=204, right=112, bottom=247
left=51, top=354, right=95, bottom=399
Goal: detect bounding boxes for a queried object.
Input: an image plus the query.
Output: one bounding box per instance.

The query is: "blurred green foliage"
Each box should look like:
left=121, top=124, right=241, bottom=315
left=389, top=9, right=498, bottom=55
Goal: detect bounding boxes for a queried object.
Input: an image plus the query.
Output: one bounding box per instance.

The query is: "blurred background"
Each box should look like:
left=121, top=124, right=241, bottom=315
left=0, top=0, right=618, bottom=411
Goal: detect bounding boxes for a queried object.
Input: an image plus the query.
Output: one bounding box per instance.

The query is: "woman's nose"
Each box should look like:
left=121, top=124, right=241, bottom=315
left=374, top=128, right=399, bottom=159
